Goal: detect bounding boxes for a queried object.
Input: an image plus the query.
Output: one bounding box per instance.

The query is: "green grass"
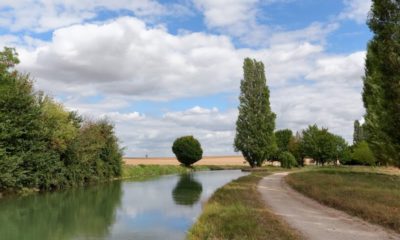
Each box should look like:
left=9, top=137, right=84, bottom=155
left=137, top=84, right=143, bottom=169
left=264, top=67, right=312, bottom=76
left=286, top=168, right=400, bottom=233
left=188, top=170, right=303, bottom=240
left=121, top=164, right=210, bottom=180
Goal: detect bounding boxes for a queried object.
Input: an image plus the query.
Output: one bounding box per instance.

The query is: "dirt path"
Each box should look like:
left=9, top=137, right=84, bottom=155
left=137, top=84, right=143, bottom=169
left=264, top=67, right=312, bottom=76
left=258, top=172, right=400, bottom=240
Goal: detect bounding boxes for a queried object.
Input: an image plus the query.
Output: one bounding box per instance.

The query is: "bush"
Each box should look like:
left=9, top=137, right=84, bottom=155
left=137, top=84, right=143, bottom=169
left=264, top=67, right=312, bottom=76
left=0, top=47, right=123, bottom=192
left=279, top=151, right=297, bottom=169
left=351, top=141, right=375, bottom=166
left=172, top=136, right=203, bottom=166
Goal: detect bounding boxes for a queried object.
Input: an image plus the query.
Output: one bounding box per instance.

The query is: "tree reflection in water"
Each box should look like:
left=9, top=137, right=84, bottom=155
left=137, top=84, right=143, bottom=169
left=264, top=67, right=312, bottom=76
left=0, top=181, right=122, bottom=240
left=172, top=174, right=203, bottom=206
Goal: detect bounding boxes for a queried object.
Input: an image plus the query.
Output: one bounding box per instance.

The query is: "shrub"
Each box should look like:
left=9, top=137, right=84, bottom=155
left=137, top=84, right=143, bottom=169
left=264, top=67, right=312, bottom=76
left=351, top=141, right=375, bottom=166
left=172, top=136, right=203, bottom=166
left=279, top=151, right=297, bottom=169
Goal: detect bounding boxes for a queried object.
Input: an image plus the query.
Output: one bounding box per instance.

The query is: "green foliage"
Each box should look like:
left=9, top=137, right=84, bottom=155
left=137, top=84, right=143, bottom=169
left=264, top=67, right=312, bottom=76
left=275, top=129, right=293, bottom=153
left=188, top=172, right=303, bottom=240
left=234, top=58, right=277, bottom=167
left=353, top=120, right=367, bottom=144
left=172, top=174, right=203, bottom=206
left=362, top=0, right=400, bottom=167
left=172, top=136, right=203, bottom=166
left=279, top=151, right=297, bottom=169
left=288, top=132, right=303, bottom=166
left=351, top=141, right=376, bottom=166
left=0, top=47, right=122, bottom=192
left=300, top=125, right=349, bottom=165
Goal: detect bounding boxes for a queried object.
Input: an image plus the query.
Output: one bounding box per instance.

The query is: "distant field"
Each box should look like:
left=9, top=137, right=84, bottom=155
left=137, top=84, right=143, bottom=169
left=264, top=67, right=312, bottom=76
left=124, top=156, right=247, bottom=166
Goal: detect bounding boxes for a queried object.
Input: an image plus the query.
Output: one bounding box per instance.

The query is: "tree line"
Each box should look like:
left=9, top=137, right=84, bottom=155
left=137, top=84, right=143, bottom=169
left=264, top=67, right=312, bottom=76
left=0, top=48, right=123, bottom=192
left=235, top=0, right=399, bottom=168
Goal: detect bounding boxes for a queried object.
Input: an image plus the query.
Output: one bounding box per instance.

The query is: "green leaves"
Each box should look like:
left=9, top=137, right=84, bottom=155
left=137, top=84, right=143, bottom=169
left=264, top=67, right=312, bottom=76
left=300, top=125, right=349, bottom=165
left=172, top=136, right=203, bottom=166
left=0, top=47, right=123, bottom=192
left=234, top=58, right=276, bottom=167
left=363, top=0, right=400, bottom=167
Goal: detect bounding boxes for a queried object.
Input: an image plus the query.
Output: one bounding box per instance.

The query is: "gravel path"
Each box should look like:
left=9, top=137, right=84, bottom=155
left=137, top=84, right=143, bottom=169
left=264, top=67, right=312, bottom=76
left=258, top=172, right=400, bottom=240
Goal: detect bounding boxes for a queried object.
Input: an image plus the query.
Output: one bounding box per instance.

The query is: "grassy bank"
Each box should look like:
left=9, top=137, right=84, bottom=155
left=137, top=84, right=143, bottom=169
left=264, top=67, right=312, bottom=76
left=122, top=164, right=210, bottom=180
left=188, top=170, right=303, bottom=240
left=286, top=168, right=400, bottom=233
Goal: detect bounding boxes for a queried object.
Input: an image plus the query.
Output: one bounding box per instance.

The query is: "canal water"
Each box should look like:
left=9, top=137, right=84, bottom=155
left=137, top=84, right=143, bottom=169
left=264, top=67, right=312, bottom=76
left=0, top=170, right=247, bottom=240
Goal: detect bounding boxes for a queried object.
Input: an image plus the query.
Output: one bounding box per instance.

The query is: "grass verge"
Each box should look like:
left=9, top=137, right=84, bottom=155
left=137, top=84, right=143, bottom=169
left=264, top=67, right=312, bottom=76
left=286, top=168, right=400, bottom=233
left=122, top=164, right=210, bottom=180
left=188, top=170, right=303, bottom=240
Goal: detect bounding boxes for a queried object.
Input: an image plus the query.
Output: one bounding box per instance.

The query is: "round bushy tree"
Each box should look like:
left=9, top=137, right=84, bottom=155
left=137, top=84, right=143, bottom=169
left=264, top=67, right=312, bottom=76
left=279, top=151, right=297, bottom=169
left=172, top=136, right=203, bottom=166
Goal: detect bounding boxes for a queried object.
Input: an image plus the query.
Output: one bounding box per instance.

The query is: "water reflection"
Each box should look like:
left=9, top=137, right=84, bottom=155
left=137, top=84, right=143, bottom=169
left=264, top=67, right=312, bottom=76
left=172, top=174, right=203, bottom=206
left=0, top=170, right=247, bottom=240
left=0, top=181, right=122, bottom=240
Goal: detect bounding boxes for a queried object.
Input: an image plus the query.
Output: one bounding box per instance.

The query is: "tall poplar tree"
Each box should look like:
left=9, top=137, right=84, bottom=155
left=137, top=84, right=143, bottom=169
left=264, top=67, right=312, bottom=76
left=234, top=58, right=276, bottom=167
left=362, top=0, right=400, bottom=166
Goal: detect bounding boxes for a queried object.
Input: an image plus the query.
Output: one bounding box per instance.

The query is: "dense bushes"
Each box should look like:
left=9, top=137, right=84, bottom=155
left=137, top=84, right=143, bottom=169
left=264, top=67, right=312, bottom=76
left=172, top=136, right=203, bottom=166
left=350, top=141, right=375, bottom=166
left=279, top=151, right=297, bottom=169
left=0, top=47, right=122, bottom=192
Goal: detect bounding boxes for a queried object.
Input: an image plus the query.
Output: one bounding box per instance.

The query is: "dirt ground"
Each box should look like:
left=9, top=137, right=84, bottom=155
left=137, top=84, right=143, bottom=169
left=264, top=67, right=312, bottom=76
left=124, top=156, right=247, bottom=166
left=258, top=172, right=400, bottom=240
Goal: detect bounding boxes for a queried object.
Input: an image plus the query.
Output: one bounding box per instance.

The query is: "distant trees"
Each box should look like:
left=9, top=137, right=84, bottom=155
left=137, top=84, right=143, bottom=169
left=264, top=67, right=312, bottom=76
left=0, top=47, right=122, bottom=192
left=353, top=120, right=366, bottom=144
left=275, top=129, right=293, bottom=153
left=300, top=125, right=349, bottom=165
left=172, top=136, right=203, bottom=167
left=234, top=58, right=276, bottom=167
left=362, top=0, right=400, bottom=167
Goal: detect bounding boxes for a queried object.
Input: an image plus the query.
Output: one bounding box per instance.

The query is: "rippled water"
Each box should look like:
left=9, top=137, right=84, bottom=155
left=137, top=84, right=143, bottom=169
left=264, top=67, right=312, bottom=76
left=0, top=170, right=247, bottom=240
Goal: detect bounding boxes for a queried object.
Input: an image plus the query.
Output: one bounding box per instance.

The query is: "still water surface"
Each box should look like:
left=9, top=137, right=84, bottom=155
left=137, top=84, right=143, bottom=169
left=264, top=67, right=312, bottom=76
left=0, top=170, right=247, bottom=240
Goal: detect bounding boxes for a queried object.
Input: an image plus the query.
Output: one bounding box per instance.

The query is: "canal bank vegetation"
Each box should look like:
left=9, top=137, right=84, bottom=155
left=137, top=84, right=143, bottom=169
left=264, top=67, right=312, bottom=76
left=122, top=164, right=209, bottom=180
left=286, top=168, right=400, bottom=233
left=0, top=48, right=122, bottom=194
left=188, top=170, right=303, bottom=240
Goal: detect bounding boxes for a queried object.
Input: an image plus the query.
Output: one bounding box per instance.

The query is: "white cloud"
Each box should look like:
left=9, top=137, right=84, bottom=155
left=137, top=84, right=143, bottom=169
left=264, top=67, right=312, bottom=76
left=193, top=0, right=340, bottom=47
left=193, top=0, right=259, bottom=28
left=163, top=106, right=237, bottom=131
left=340, top=0, right=372, bottom=24
left=116, top=107, right=238, bottom=157
left=306, top=51, right=366, bottom=85
left=4, top=15, right=366, bottom=156
left=0, top=0, right=181, bottom=32
left=16, top=17, right=327, bottom=101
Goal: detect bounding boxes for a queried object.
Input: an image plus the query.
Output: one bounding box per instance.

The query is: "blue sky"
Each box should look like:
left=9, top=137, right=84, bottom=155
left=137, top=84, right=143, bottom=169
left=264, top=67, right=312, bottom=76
left=0, top=0, right=372, bottom=156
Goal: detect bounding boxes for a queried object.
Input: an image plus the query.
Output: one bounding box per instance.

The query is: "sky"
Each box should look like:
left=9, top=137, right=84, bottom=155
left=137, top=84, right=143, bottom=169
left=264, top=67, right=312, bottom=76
left=0, top=0, right=372, bottom=157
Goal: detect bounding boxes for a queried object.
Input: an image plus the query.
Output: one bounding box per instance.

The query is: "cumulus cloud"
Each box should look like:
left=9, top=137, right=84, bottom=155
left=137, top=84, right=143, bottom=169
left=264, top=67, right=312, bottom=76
left=4, top=14, right=366, bottom=156
left=193, top=0, right=339, bottom=47
left=0, top=0, right=185, bottom=32
left=17, top=17, right=328, bottom=101
left=340, top=0, right=372, bottom=24
left=17, top=17, right=242, bottom=100
left=115, top=107, right=238, bottom=157
left=163, top=106, right=237, bottom=131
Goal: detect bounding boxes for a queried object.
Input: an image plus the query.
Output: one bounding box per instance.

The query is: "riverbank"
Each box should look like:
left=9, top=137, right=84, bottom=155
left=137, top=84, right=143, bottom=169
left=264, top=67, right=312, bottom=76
left=0, top=164, right=244, bottom=197
left=121, top=164, right=210, bottom=180
left=286, top=167, right=400, bottom=233
left=124, top=156, right=247, bottom=166
left=188, top=169, right=303, bottom=240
